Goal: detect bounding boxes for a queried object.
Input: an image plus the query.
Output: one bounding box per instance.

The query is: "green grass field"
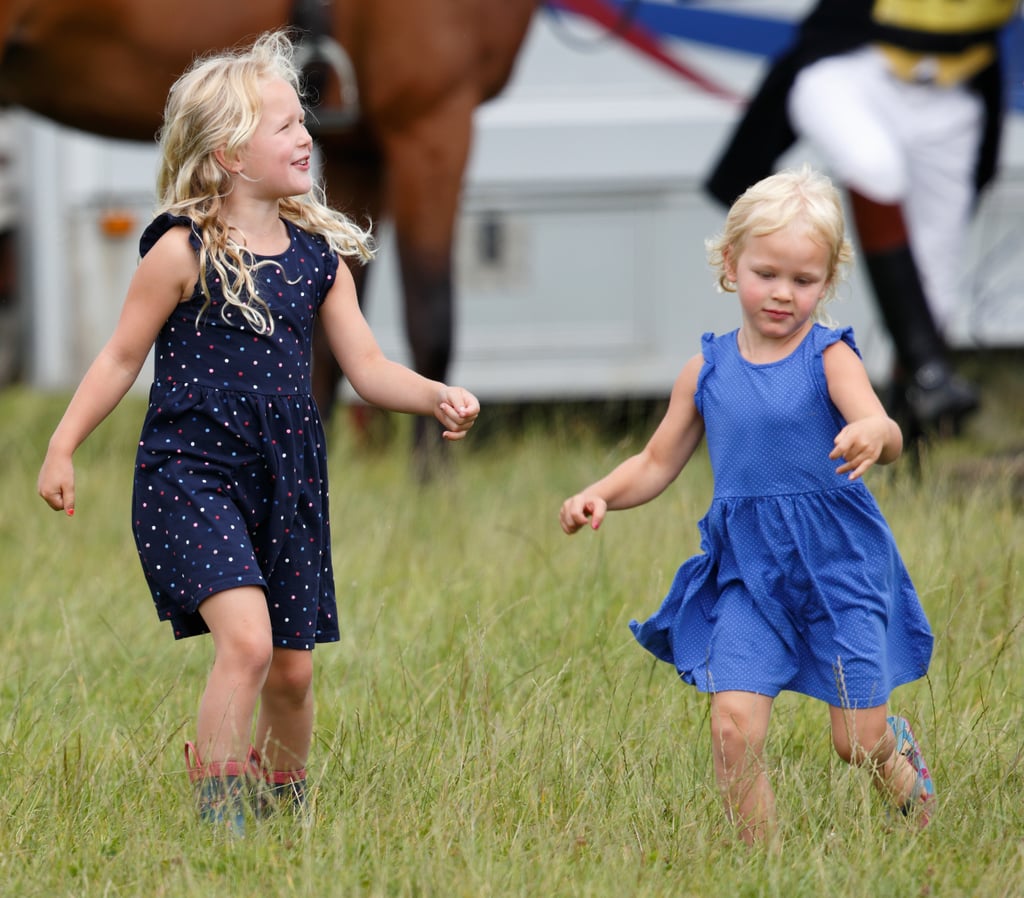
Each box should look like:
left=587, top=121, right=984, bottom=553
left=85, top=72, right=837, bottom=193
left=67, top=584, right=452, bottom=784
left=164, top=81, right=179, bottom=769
left=1, top=367, right=1022, bottom=897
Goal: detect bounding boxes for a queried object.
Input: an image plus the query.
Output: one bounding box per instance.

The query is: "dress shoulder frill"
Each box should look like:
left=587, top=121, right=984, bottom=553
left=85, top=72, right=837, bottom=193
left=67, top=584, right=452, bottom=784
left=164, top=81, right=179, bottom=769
left=139, top=213, right=201, bottom=258
left=810, top=323, right=858, bottom=359
left=692, top=331, right=718, bottom=419
left=807, top=324, right=859, bottom=404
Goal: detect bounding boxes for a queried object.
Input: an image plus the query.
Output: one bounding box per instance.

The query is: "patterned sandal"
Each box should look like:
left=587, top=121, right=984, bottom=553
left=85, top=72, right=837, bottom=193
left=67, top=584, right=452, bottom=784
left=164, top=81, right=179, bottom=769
left=887, top=715, right=936, bottom=827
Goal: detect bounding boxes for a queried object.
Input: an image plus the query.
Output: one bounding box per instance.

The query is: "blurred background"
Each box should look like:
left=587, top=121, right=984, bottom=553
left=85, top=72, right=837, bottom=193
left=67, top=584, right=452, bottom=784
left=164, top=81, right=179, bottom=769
left=2, top=0, right=1022, bottom=406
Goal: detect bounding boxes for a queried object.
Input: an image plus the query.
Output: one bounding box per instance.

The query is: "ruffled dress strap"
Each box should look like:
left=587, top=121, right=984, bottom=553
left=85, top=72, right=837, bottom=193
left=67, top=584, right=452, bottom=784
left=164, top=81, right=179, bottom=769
left=808, top=323, right=859, bottom=358
left=139, top=213, right=201, bottom=258
left=693, top=330, right=725, bottom=419
left=805, top=323, right=860, bottom=404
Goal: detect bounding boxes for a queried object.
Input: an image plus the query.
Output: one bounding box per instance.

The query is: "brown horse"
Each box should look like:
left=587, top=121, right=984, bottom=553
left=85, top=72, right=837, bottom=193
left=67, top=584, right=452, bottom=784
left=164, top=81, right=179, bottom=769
left=0, top=0, right=540, bottom=456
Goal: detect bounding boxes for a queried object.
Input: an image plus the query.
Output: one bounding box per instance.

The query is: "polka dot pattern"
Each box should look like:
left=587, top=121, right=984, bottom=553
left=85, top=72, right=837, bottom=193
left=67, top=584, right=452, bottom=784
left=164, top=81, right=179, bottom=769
left=630, top=325, right=934, bottom=706
left=131, top=214, right=341, bottom=649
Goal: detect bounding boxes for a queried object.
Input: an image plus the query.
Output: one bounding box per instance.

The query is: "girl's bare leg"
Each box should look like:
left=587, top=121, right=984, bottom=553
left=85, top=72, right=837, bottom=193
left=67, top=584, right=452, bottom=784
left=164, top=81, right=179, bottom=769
left=195, top=586, right=274, bottom=764
left=829, top=704, right=918, bottom=804
left=710, top=691, right=776, bottom=845
left=254, top=647, right=314, bottom=773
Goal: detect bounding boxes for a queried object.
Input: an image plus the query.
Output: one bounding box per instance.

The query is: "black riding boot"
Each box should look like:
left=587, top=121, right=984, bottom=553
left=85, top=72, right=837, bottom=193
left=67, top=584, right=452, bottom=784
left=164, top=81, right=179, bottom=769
left=862, top=245, right=979, bottom=432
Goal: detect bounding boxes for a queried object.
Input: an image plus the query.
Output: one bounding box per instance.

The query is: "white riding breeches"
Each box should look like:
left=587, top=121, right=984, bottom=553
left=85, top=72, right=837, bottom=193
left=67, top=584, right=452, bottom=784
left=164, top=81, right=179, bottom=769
left=787, top=46, right=984, bottom=327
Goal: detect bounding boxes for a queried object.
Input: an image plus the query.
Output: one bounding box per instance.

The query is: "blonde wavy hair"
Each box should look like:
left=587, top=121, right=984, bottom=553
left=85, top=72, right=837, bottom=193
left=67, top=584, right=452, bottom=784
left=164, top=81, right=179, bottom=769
left=706, top=165, right=853, bottom=322
left=155, top=29, right=375, bottom=334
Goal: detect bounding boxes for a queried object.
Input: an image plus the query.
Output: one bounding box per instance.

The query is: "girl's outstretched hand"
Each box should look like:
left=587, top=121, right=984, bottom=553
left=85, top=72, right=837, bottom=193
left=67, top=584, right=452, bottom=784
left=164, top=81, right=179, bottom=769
left=436, top=387, right=480, bottom=440
left=560, top=493, right=608, bottom=534
left=829, top=416, right=891, bottom=480
left=38, top=450, right=76, bottom=516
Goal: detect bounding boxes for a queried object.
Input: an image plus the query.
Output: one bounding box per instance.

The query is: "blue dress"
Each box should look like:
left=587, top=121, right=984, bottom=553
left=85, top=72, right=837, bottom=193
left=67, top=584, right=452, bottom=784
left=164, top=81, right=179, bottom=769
left=629, top=325, right=933, bottom=707
left=131, top=213, right=341, bottom=650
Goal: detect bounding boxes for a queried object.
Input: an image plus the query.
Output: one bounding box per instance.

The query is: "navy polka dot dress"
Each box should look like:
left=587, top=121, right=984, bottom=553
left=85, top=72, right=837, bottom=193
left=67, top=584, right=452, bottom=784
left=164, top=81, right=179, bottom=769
left=131, top=213, right=340, bottom=649
left=630, top=325, right=933, bottom=707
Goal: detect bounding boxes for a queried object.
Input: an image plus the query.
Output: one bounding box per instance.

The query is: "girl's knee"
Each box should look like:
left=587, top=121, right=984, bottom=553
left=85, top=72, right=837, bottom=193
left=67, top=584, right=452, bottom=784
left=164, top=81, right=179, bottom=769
left=201, top=587, right=275, bottom=675
left=265, top=649, right=314, bottom=706
left=832, top=732, right=857, bottom=765
left=232, top=632, right=276, bottom=672
left=832, top=719, right=892, bottom=767
left=710, top=711, right=743, bottom=748
left=710, top=697, right=768, bottom=764
left=211, top=630, right=274, bottom=683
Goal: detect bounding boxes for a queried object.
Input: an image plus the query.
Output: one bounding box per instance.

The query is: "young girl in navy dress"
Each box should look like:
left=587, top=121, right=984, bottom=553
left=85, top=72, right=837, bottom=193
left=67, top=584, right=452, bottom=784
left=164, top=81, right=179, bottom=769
left=560, top=166, right=934, bottom=844
left=38, top=30, right=479, bottom=833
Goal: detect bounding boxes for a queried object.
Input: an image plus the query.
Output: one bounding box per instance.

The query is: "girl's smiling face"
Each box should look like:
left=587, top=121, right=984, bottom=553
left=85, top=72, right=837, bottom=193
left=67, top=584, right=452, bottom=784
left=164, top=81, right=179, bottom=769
left=725, top=220, right=832, bottom=350
left=234, top=77, right=313, bottom=198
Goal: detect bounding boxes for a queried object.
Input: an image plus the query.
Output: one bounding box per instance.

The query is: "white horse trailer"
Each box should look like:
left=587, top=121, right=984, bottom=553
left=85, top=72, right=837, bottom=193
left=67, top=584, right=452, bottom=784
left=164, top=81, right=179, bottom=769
left=17, top=1, right=1024, bottom=400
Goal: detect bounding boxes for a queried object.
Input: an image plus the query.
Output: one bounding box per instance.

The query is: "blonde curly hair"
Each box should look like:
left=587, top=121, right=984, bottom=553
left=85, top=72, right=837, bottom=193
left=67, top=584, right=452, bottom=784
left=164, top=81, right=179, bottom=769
left=706, top=165, right=853, bottom=322
left=154, top=29, right=374, bottom=334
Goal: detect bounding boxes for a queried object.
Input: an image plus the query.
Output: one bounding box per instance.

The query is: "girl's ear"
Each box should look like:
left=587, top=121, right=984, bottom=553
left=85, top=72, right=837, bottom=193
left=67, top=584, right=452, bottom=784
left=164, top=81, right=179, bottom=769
left=722, top=245, right=738, bottom=283
left=214, top=147, right=240, bottom=174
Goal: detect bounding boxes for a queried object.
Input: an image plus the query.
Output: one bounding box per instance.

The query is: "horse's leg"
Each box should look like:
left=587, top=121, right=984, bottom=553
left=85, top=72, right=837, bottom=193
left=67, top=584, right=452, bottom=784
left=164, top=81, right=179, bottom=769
left=0, top=226, right=18, bottom=386
left=382, top=88, right=476, bottom=475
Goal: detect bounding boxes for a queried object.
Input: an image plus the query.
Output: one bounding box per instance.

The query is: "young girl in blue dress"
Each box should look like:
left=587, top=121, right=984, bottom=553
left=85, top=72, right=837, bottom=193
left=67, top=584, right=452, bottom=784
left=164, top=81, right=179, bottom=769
left=560, top=166, right=934, bottom=844
left=38, top=30, right=479, bottom=833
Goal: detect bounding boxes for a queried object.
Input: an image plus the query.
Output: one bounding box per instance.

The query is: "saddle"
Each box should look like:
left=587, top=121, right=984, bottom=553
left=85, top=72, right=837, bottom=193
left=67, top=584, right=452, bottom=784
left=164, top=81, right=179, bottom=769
left=290, top=0, right=360, bottom=132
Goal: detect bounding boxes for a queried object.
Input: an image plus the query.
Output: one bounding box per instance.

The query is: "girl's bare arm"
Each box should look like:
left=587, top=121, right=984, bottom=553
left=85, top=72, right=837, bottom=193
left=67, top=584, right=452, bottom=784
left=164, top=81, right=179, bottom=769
left=560, top=353, right=705, bottom=533
left=38, top=228, right=196, bottom=512
left=317, top=265, right=478, bottom=437
left=824, top=340, right=903, bottom=480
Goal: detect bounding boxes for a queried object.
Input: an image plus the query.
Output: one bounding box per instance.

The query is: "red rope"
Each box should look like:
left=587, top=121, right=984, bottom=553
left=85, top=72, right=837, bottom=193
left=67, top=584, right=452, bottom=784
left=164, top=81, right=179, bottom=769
left=552, top=0, right=743, bottom=105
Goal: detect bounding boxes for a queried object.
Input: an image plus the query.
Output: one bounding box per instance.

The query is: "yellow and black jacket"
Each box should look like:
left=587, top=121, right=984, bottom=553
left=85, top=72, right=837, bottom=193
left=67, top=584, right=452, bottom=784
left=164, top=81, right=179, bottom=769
left=705, top=0, right=1018, bottom=207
